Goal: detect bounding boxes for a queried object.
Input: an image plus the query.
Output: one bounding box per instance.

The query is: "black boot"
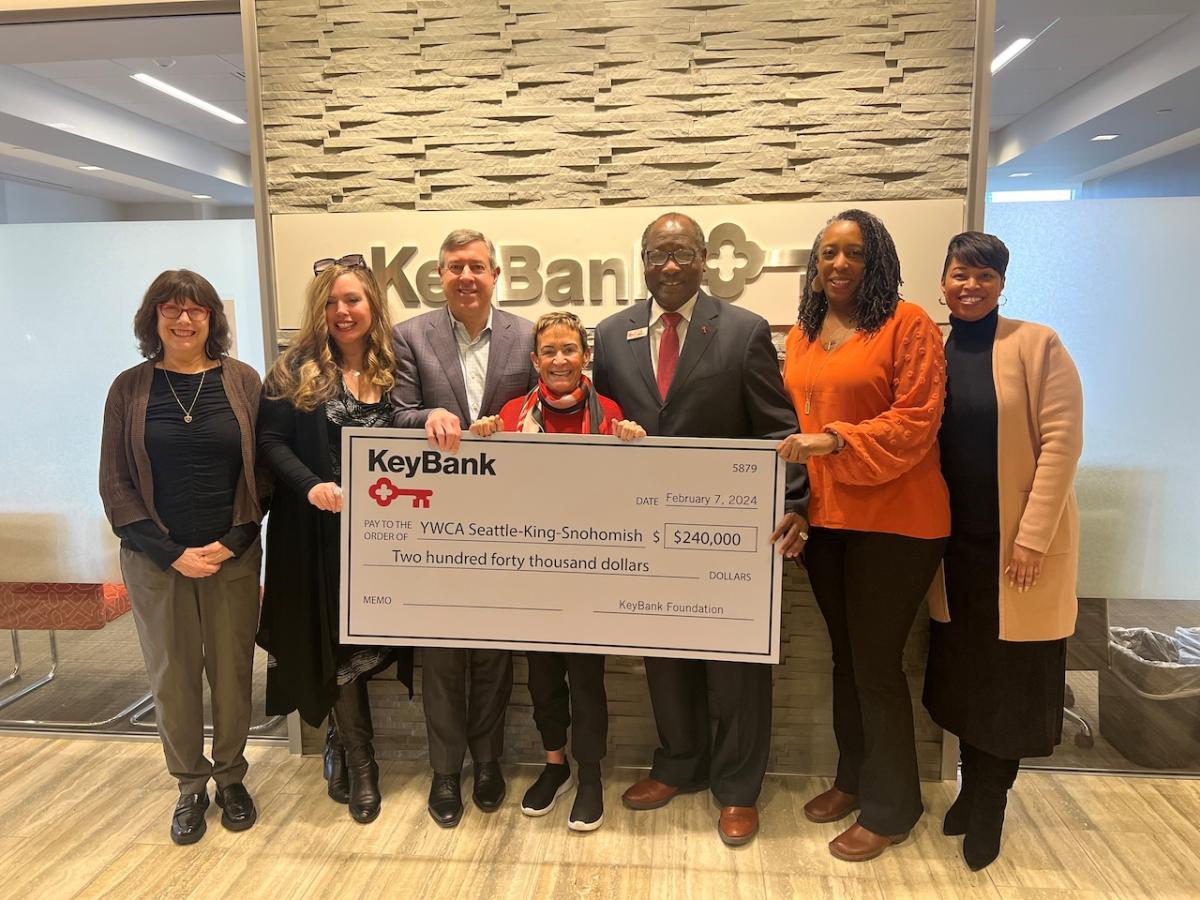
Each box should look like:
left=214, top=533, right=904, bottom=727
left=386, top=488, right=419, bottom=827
left=332, top=677, right=381, bottom=824
left=324, top=720, right=349, bottom=804
left=943, top=741, right=977, bottom=836
left=963, top=751, right=1020, bottom=871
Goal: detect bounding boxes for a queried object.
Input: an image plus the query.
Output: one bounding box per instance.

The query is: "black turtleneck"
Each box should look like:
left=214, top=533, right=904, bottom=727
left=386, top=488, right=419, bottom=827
left=939, top=307, right=1000, bottom=535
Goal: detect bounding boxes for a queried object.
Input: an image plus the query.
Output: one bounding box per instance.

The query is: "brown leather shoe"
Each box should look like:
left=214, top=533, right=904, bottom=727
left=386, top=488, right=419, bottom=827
left=718, top=806, right=759, bottom=846
left=803, top=786, right=860, bottom=824
left=828, top=823, right=909, bottom=862
left=621, top=777, right=705, bottom=810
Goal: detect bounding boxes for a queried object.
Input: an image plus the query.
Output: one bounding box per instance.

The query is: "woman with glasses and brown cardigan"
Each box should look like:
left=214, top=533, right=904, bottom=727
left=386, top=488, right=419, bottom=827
left=100, top=269, right=267, bottom=846
left=257, top=255, right=412, bottom=825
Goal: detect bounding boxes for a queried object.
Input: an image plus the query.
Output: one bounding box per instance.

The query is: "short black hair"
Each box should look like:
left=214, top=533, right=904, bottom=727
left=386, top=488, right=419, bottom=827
left=942, top=232, right=1009, bottom=279
left=640, top=212, right=707, bottom=255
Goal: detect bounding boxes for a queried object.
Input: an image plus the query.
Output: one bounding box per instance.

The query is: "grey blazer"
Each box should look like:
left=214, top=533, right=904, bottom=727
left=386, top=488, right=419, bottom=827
left=592, top=291, right=809, bottom=514
left=390, top=306, right=539, bottom=428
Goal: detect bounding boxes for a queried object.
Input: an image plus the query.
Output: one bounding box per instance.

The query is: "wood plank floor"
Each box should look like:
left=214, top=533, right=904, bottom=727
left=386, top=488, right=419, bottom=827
left=1, top=734, right=1198, bottom=899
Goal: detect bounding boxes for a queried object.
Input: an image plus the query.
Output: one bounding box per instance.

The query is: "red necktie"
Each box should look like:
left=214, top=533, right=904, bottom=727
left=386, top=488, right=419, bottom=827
left=657, top=312, right=682, bottom=401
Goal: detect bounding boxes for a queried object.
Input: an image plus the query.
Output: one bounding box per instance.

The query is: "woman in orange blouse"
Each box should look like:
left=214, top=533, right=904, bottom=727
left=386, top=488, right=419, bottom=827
left=778, top=209, right=950, bottom=862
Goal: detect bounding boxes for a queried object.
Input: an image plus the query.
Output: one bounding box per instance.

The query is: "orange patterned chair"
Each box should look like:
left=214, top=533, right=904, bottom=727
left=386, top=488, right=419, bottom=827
left=0, top=582, right=152, bottom=727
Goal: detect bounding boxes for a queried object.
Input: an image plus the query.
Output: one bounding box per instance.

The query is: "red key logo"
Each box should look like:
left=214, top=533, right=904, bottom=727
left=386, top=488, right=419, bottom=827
left=368, top=477, right=401, bottom=507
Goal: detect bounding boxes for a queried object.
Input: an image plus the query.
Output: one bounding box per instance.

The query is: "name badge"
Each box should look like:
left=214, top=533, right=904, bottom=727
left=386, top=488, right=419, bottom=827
left=626, top=327, right=649, bottom=341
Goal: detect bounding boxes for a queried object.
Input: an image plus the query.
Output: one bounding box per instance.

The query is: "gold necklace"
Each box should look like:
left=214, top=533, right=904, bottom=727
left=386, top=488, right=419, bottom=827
left=163, top=368, right=206, bottom=424
left=820, top=321, right=853, bottom=352
left=802, top=343, right=836, bottom=416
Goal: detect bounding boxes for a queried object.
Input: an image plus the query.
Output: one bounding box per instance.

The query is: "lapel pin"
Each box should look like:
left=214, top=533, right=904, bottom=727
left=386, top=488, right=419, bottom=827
left=700, top=325, right=709, bottom=335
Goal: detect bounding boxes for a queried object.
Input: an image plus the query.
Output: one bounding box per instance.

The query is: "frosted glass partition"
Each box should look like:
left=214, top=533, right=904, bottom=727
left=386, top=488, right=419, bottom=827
left=0, top=219, right=263, bottom=583
left=986, top=198, right=1200, bottom=601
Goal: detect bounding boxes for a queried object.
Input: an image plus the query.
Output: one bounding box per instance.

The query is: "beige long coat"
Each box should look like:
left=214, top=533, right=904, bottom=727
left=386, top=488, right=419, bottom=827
left=928, top=316, right=1084, bottom=641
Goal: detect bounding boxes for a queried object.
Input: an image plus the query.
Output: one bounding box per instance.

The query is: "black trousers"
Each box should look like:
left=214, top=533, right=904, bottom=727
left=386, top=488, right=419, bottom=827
left=526, top=651, right=608, bottom=764
left=646, top=657, right=773, bottom=807
left=805, top=527, right=946, bottom=835
left=420, top=648, right=513, bottom=774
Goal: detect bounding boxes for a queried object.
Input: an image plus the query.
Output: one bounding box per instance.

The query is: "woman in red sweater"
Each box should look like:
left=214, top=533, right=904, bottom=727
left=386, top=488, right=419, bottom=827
left=777, top=209, right=950, bottom=862
left=470, top=311, right=644, bottom=832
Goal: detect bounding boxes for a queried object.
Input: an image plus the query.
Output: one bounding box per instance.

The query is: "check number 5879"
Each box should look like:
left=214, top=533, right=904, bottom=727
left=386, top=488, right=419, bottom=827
left=664, top=524, right=758, bottom=553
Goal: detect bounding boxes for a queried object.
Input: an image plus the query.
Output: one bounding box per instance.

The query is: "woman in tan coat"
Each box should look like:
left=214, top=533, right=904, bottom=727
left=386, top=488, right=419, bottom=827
left=923, top=232, right=1084, bottom=871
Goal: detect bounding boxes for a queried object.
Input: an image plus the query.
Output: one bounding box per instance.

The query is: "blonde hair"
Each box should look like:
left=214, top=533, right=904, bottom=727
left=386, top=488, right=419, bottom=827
left=265, top=264, right=396, bottom=412
left=533, top=311, right=588, bottom=353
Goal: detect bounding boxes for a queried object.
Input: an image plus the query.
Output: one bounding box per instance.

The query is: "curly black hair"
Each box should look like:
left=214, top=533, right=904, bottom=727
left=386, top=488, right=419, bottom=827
left=797, top=208, right=902, bottom=341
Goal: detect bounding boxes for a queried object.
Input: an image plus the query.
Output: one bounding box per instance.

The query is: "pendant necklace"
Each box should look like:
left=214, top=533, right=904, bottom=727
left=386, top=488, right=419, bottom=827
left=802, top=348, right=834, bottom=416
left=164, top=368, right=206, bottom=424
left=803, top=325, right=851, bottom=415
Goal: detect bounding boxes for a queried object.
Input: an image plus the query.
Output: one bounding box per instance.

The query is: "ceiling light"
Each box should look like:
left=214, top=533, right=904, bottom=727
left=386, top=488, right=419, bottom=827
left=130, top=73, right=245, bottom=125
left=47, top=122, right=77, bottom=131
left=191, top=194, right=213, bottom=200
left=991, top=38, right=1033, bottom=74
left=1091, top=134, right=1119, bottom=141
left=78, top=165, right=105, bottom=171
left=1008, top=172, right=1032, bottom=178
left=990, top=189, right=1072, bottom=203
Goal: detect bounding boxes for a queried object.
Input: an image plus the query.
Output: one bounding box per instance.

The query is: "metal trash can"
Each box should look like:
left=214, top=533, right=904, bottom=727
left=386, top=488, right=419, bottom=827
left=1099, top=627, right=1200, bottom=770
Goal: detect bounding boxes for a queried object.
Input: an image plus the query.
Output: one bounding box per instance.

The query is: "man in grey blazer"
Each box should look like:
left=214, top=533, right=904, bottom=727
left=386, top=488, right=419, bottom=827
left=592, top=212, right=809, bottom=847
left=390, top=228, right=538, bottom=828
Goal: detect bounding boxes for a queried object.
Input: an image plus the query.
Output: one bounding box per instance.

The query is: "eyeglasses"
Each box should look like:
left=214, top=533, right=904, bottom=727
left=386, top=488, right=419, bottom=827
left=644, top=248, right=699, bottom=268
left=443, top=261, right=491, bottom=276
left=313, top=254, right=366, bottom=275
left=158, top=303, right=211, bottom=321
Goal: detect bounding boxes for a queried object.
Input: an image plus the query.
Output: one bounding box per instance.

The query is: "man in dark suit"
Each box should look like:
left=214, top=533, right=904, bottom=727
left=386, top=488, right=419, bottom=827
left=390, top=228, right=538, bottom=828
left=592, top=212, right=809, bottom=846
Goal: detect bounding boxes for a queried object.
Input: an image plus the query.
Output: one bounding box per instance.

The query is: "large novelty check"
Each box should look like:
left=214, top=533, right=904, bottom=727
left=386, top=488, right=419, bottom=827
left=339, top=429, right=786, bottom=663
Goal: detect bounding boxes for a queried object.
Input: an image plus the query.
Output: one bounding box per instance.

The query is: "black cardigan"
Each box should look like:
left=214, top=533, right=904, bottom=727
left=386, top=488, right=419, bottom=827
left=256, top=394, right=413, bottom=727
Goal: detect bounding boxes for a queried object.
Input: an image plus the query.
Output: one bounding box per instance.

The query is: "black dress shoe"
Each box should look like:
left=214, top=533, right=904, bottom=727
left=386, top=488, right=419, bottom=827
left=215, top=783, right=257, bottom=832
left=345, top=750, right=382, bottom=825
left=473, top=760, right=506, bottom=812
left=170, top=790, right=209, bottom=845
left=428, top=772, right=463, bottom=828
left=325, top=722, right=349, bottom=804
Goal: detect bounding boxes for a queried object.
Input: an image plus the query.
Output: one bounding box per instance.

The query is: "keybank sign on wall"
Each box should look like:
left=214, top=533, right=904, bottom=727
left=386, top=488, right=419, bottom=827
left=271, top=201, right=964, bottom=328
left=370, top=220, right=804, bottom=309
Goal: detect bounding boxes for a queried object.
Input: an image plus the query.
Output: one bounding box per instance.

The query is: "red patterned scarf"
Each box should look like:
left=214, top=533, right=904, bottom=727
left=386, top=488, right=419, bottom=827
left=516, top=374, right=604, bottom=434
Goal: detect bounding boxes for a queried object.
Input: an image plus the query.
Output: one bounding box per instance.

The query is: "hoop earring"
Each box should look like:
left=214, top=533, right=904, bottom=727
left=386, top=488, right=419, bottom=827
left=937, top=295, right=947, bottom=306
left=999, top=294, right=1008, bottom=307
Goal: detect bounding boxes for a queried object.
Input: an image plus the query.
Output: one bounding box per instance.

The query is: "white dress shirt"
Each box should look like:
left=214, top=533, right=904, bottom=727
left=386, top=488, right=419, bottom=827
left=449, top=307, right=493, bottom=422
left=649, top=293, right=698, bottom=379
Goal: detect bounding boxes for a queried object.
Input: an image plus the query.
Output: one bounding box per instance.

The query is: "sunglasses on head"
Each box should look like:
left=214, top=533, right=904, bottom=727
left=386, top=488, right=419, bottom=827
left=313, top=254, right=366, bottom=276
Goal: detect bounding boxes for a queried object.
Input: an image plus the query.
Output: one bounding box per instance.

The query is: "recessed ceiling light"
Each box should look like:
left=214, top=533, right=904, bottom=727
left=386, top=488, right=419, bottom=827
left=191, top=194, right=213, bottom=200
left=130, top=73, right=245, bottom=125
left=78, top=165, right=105, bottom=171
left=991, top=38, right=1033, bottom=74
left=153, top=57, right=176, bottom=68
left=1008, top=172, right=1032, bottom=178
left=991, top=189, right=1073, bottom=203
left=1091, top=134, right=1119, bottom=141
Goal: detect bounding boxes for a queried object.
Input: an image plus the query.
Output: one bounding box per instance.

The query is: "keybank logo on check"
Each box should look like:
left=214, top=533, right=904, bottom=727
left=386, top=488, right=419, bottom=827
left=367, top=448, right=497, bottom=478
